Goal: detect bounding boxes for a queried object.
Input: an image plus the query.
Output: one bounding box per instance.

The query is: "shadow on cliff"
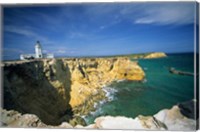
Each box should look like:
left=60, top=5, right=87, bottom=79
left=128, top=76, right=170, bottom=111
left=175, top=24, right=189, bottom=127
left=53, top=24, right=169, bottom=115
left=3, top=59, right=74, bottom=126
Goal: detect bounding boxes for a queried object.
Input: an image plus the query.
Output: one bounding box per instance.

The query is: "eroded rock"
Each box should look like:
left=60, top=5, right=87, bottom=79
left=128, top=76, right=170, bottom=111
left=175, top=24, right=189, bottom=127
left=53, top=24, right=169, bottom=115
left=0, top=108, right=47, bottom=128
left=87, top=100, right=196, bottom=130
left=2, top=57, right=145, bottom=126
left=0, top=100, right=196, bottom=130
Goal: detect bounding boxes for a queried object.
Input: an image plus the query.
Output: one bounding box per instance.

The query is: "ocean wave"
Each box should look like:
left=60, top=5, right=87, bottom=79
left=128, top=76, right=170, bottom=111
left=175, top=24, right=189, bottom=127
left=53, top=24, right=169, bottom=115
left=144, top=67, right=148, bottom=70
left=84, top=86, right=118, bottom=123
left=93, top=102, right=98, bottom=108
left=103, top=86, right=118, bottom=102
left=116, top=79, right=125, bottom=82
left=142, top=79, right=147, bottom=83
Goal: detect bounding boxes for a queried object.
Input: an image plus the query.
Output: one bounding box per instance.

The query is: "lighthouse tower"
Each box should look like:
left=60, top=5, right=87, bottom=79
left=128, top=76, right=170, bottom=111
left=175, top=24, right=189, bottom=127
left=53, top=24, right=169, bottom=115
left=35, top=41, right=43, bottom=58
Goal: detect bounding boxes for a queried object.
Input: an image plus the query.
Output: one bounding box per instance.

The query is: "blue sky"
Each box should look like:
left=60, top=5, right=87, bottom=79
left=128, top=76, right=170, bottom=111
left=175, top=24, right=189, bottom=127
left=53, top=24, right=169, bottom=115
left=3, top=2, right=196, bottom=60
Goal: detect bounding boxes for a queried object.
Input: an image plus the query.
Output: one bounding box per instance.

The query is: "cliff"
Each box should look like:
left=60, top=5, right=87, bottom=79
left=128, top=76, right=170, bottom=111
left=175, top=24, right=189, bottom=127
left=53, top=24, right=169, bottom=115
left=3, top=59, right=72, bottom=125
left=2, top=57, right=145, bottom=126
left=124, top=52, right=167, bottom=59
left=143, top=52, right=167, bottom=59
left=1, top=100, right=196, bottom=130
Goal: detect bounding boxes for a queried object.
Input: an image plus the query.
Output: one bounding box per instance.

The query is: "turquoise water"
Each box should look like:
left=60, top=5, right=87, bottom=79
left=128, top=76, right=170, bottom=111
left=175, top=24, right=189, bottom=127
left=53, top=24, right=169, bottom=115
left=85, top=53, right=194, bottom=124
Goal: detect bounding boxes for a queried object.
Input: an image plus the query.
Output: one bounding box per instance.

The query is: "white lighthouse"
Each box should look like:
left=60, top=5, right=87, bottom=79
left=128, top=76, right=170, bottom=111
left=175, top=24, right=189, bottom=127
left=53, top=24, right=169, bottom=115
left=20, top=41, right=54, bottom=60
left=35, top=41, right=43, bottom=58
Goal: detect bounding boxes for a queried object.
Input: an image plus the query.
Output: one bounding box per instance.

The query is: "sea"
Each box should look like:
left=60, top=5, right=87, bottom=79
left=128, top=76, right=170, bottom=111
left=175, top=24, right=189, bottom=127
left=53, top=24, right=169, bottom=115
left=84, top=53, right=195, bottom=124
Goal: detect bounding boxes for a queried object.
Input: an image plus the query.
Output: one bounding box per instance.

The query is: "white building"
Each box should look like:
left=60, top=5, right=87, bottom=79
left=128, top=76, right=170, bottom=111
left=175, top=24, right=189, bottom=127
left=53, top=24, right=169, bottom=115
left=35, top=42, right=43, bottom=58
left=20, top=41, right=54, bottom=60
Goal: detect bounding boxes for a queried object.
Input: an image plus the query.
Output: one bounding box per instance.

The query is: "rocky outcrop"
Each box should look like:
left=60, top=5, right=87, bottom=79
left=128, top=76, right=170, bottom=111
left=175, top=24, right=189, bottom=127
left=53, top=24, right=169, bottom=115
left=0, top=108, right=73, bottom=128
left=3, top=59, right=72, bottom=125
left=0, top=100, right=196, bottom=130
left=153, top=105, right=195, bottom=130
left=127, top=52, right=167, bottom=59
left=143, top=52, right=167, bottom=59
left=82, top=100, right=196, bottom=130
left=0, top=108, right=47, bottom=128
left=66, top=58, right=145, bottom=109
left=2, top=57, right=145, bottom=126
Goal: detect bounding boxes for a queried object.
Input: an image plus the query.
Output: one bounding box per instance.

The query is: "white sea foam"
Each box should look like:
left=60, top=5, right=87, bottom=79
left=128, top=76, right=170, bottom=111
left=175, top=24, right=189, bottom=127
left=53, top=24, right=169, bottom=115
left=144, top=67, right=148, bottom=71
left=103, top=86, right=118, bottom=102
left=142, top=79, right=147, bottom=83
left=85, top=86, right=118, bottom=120
left=81, top=115, right=86, bottom=119
left=116, top=79, right=125, bottom=82
left=93, top=102, right=98, bottom=108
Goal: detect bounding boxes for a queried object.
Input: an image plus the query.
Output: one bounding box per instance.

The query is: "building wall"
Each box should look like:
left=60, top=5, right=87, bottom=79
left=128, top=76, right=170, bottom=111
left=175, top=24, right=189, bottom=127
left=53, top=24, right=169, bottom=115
left=20, top=54, right=36, bottom=60
left=20, top=54, right=54, bottom=60
left=35, top=45, right=43, bottom=58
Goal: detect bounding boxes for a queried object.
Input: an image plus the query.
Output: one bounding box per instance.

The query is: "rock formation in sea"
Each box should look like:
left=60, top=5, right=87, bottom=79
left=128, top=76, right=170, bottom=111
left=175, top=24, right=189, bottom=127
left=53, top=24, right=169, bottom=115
left=2, top=57, right=145, bottom=126
left=0, top=100, right=196, bottom=130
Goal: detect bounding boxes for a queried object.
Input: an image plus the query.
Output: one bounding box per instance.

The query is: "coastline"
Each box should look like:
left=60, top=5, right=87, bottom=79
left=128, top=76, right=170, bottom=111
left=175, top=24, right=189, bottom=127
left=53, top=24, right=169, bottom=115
left=2, top=56, right=145, bottom=126
left=0, top=100, right=196, bottom=130
left=1, top=52, right=196, bottom=130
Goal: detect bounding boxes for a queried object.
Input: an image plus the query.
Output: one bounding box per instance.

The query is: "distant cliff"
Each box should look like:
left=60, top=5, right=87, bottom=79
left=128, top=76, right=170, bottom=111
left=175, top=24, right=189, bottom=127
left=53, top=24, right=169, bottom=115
left=126, top=52, right=167, bottom=59
left=2, top=57, right=145, bottom=126
left=1, top=100, right=196, bottom=130
left=143, top=52, right=167, bottom=59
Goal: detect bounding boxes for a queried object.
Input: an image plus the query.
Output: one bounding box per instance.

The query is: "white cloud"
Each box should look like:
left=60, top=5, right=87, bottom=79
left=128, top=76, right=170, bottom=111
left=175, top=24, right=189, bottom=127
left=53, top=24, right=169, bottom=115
left=133, top=3, right=195, bottom=25
left=42, top=50, right=48, bottom=53
left=100, top=26, right=105, bottom=29
left=57, top=49, right=66, bottom=54
left=69, top=32, right=87, bottom=39
left=4, top=25, right=55, bottom=45
left=52, top=47, right=77, bottom=55
left=4, top=25, right=37, bottom=38
left=135, top=19, right=155, bottom=24
left=3, top=48, right=24, bottom=54
left=84, top=3, right=195, bottom=26
left=70, top=51, right=75, bottom=54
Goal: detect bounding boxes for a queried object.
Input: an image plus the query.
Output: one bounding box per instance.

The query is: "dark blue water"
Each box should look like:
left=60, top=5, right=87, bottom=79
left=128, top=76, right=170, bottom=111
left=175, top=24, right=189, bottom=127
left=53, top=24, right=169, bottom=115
left=85, top=53, right=194, bottom=124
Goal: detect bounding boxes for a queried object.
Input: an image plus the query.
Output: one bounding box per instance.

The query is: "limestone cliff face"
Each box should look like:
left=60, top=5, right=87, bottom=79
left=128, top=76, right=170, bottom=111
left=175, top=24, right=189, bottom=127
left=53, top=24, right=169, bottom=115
left=65, top=57, right=145, bottom=109
left=143, top=52, right=167, bottom=59
left=2, top=57, right=145, bottom=125
left=3, top=59, right=72, bottom=125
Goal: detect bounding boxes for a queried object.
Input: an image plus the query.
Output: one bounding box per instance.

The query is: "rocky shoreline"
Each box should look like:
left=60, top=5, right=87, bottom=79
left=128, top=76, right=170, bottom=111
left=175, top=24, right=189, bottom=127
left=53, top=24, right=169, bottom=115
left=1, top=53, right=196, bottom=130
left=0, top=100, right=196, bottom=130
